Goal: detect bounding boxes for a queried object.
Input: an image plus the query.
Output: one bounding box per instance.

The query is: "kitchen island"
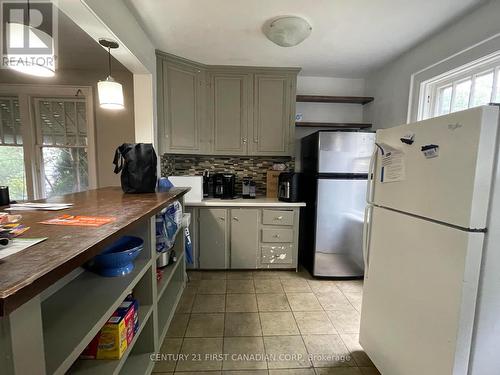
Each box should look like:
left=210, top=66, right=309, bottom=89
left=0, top=187, right=189, bottom=375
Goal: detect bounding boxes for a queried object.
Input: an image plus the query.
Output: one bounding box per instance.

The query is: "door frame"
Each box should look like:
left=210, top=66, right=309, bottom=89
left=0, top=84, right=97, bottom=199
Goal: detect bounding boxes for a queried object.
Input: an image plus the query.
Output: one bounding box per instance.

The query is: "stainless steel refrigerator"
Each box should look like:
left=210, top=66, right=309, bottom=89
left=300, top=130, right=375, bottom=278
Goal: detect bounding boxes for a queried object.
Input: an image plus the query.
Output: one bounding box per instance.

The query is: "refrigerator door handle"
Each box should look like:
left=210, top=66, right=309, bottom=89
left=363, top=205, right=374, bottom=275
left=366, top=145, right=377, bottom=204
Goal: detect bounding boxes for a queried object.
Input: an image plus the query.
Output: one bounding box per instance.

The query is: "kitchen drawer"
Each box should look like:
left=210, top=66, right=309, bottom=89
left=261, top=228, right=294, bottom=243
left=261, top=245, right=293, bottom=264
left=262, top=209, right=294, bottom=226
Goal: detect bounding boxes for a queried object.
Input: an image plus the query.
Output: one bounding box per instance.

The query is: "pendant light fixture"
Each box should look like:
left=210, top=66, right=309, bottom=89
left=97, top=38, right=124, bottom=110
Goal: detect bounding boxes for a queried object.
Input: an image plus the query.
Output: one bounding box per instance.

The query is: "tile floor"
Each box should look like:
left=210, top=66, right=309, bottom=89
left=153, top=269, right=380, bottom=375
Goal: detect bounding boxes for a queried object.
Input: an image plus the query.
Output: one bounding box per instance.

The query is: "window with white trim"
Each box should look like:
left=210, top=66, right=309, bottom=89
left=0, top=91, right=94, bottom=201
left=0, top=98, right=27, bottom=201
left=420, top=54, right=500, bottom=120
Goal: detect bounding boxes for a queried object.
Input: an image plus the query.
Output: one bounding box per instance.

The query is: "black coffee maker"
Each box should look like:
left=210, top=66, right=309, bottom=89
left=213, top=173, right=236, bottom=199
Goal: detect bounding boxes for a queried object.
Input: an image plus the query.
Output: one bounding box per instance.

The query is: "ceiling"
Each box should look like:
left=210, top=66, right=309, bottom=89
left=56, top=10, right=127, bottom=72
left=125, top=0, right=482, bottom=77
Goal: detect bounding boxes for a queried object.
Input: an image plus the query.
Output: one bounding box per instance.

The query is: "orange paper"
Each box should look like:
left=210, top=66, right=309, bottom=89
left=40, top=215, right=116, bottom=227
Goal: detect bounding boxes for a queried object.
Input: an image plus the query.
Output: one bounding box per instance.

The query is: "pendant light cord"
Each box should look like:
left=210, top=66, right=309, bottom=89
left=108, top=46, right=112, bottom=77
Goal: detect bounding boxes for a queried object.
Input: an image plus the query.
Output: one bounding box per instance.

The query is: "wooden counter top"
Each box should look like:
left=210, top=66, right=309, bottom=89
left=0, top=187, right=189, bottom=317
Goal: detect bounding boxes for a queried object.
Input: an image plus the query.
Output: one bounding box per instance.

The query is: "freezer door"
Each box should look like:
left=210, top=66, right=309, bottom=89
left=371, top=106, right=499, bottom=229
left=314, top=178, right=366, bottom=277
left=360, top=207, right=484, bottom=375
left=318, top=131, right=375, bottom=174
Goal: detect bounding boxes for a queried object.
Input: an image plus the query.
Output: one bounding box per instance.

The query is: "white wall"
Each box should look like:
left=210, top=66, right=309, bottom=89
left=295, top=76, right=365, bottom=170
left=364, top=0, right=500, bottom=129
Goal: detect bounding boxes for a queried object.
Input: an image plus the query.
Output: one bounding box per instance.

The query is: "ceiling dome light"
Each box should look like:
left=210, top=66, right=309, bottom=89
left=264, top=16, right=312, bottom=47
left=97, top=39, right=124, bottom=110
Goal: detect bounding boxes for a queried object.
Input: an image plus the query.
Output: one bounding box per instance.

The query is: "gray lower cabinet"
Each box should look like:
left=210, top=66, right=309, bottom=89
left=230, top=209, right=259, bottom=268
left=193, top=206, right=300, bottom=270
left=198, top=208, right=229, bottom=269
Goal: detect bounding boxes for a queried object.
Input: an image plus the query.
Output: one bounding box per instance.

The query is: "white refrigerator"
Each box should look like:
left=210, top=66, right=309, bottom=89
left=359, top=105, right=500, bottom=375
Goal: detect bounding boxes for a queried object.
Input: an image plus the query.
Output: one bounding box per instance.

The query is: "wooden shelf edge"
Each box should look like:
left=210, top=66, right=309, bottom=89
left=295, top=122, right=372, bottom=129
left=296, top=95, right=374, bottom=104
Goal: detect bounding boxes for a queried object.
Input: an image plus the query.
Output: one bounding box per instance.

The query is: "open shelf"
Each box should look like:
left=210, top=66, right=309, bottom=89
left=158, top=262, right=185, bottom=344
left=42, top=258, right=152, bottom=375
left=157, top=250, right=185, bottom=299
left=120, top=354, right=154, bottom=375
left=296, top=95, right=374, bottom=104
left=120, top=305, right=156, bottom=375
left=67, top=304, right=153, bottom=375
left=296, top=122, right=372, bottom=129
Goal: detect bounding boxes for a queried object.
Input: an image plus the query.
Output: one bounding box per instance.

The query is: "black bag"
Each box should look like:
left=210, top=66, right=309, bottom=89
left=113, top=143, right=157, bottom=193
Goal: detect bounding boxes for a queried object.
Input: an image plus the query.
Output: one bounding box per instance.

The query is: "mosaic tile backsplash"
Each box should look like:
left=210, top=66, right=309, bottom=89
left=161, top=154, right=295, bottom=196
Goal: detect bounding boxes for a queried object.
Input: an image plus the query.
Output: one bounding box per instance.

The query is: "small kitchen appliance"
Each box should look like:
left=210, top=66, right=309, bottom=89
left=278, top=172, right=300, bottom=202
left=213, top=173, right=236, bottom=199
left=242, top=177, right=256, bottom=199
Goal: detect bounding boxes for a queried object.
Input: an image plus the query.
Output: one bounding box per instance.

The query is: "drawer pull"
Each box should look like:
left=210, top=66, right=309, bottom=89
left=219, top=217, right=225, bottom=221
left=275, top=216, right=284, bottom=220
left=273, top=234, right=280, bottom=238
left=233, top=217, right=239, bottom=221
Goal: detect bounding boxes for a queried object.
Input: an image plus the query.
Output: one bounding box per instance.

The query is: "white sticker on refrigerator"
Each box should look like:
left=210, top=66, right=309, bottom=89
left=377, top=143, right=405, bottom=183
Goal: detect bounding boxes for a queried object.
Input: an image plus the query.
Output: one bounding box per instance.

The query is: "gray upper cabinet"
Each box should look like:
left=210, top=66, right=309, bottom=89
left=230, top=209, right=259, bottom=269
left=157, top=51, right=299, bottom=156
left=251, top=74, right=294, bottom=156
left=158, top=57, right=208, bottom=154
left=210, top=72, right=252, bottom=155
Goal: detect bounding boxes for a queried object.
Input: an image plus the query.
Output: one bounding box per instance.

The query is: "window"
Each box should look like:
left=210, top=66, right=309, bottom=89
left=0, top=98, right=27, bottom=201
left=420, top=55, right=500, bottom=120
left=34, top=98, right=89, bottom=197
left=0, top=86, right=96, bottom=200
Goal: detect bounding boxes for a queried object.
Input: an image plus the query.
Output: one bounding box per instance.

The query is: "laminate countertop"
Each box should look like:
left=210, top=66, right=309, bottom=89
left=0, top=187, right=190, bottom=316
left=185, top=198, right=306, bottom=207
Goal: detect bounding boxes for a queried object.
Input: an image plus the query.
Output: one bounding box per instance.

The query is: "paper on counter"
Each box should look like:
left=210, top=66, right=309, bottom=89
left=0, top=237, right=47, bottom=260
left=5, top=203, right=73, bottom=211
left=377, top=143, right=405, bottom=183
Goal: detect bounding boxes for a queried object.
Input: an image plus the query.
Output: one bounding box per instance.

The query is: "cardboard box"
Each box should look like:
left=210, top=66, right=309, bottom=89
left=114, top=301, right=136, bottom=345
left=266, top=170, right=282, bottom=198
left=80, top=297, right=140, bottom=360
left=80, top=315, right=128, bottom=360
left=124, top=297, right=140, bottom=334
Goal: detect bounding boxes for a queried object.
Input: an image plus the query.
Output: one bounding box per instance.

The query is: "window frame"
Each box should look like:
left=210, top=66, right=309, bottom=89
left=419, top=53, right=500, bottom=120
left=0, top=85, right=97, bottom=200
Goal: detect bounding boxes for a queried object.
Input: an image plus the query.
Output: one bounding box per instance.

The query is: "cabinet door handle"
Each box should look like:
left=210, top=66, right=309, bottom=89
left=242, top=138, right=247, bottom=144
left=219, top=217, right=225, bottom=221
left=233, top=217, right=239, bottom=221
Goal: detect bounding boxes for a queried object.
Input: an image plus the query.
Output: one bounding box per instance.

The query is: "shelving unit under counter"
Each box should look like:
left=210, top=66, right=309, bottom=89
left=0, top=187, right=190, bottom=375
